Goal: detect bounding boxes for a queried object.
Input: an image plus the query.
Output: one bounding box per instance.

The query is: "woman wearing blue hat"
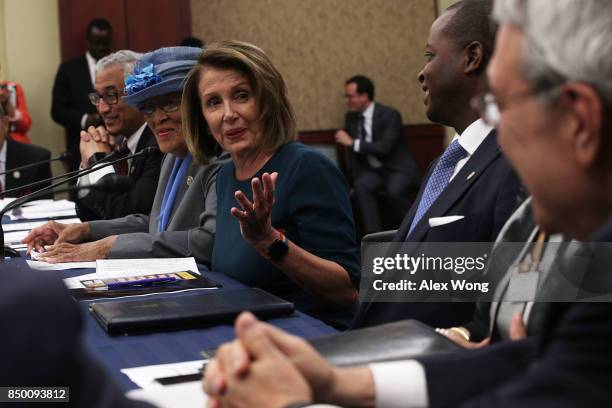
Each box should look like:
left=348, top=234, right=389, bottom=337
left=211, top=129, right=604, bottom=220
left=24, top=46, right=225, bottom=266
left=183, top=41, right=359, bottom=329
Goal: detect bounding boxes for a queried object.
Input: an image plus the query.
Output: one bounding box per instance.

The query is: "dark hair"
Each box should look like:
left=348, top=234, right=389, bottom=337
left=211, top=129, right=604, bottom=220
left=86, top=18, right=112, bottom=37
left=180, top=36, right=204, bottom=48
left=345, top=75, right=375, bottom=100
left=443, top=0, right=496, bottom=70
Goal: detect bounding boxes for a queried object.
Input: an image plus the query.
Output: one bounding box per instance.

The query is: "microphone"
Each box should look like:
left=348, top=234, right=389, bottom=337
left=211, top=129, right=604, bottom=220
left=55, top=174, right=133, bottom=194
left=1, top=146, right=159, bottom=197
left=0, top=148, right=157, bottom=260
left=0, top=152, right=72, bottom=177
left=1, top=175, right=133, bottom=258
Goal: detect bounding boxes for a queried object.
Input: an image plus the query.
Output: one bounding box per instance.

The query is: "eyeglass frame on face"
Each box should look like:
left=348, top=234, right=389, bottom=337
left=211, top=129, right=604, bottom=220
left=88, top=91, right=123, bottom=106
left=472, top=85, right=562, bottom=127
left=138, top=98, right=182, bottom=118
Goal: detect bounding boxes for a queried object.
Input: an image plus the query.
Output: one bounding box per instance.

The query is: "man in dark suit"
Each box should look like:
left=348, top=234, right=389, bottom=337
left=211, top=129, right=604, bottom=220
left=335, top=75, right=420, bottom=234
left=0, top=105, right=52, bottom=198
left=51, top=18, right=111, bottom=172
left=0, top=264, right=152, bottom=407
left=201, top=1, right=612, bottom=406
left=75, top=50, right=162, bottom=221
left=352, top=0, right=522, bottom=329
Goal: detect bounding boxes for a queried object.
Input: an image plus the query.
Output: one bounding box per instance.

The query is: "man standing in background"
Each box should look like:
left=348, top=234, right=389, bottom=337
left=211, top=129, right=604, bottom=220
left=51, top=18, right=111, bottom=172
left=335, top=75, right=421, bottom=235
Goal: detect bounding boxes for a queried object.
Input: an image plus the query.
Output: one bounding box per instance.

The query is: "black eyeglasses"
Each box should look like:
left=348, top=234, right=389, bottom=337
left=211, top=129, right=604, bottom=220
left=139, top=99, right=181, bottom=117
left=88, top=91, right=123, bottom=106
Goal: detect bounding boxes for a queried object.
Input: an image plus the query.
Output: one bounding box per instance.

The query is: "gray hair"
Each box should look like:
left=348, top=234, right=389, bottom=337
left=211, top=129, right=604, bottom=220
left=95, top=49, right=142, bottom=77
left=493, top=0, right=612, bottom=106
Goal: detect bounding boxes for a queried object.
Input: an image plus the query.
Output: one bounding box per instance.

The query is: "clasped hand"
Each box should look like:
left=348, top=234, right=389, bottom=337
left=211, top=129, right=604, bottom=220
left=203, top=312, right=336, bottom=408
left=80, top=126, right=115, bottom=167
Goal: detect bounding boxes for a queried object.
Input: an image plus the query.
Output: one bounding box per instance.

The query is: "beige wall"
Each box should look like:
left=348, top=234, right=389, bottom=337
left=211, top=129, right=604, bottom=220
left=0, top=0, right=65, bottom=176
left=191, top=0, right=437, bottom=131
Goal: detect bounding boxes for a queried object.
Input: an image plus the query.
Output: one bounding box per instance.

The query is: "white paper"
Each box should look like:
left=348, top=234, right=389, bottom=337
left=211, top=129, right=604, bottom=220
left=62, top=257, right=200, bottom=289
left=121, top=360, right=206, bottom=389
left=126, top=381, right=206, bottom=407
left=8, top=200, right=76, bottom=220
left=96, top=257, right=200, bottom=276
left=428, top=215, right=465, bottom=228
left=8, top=208, right=77, bottom=221
left=3, top=230, right=29, bottom=245
left=3, top=218, right=81, bottom=232
left=0, top=197, right=17, bottom=212
left=27, top=260, right=96, bottom=271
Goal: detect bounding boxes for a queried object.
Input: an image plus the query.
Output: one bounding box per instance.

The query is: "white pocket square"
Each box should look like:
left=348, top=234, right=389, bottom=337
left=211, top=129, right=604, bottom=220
left=429, top=215, right=465, bottom=228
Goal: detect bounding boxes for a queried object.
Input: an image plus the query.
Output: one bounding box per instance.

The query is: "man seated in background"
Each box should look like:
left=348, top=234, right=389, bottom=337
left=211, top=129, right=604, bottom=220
left=75, top=50, right=162, bottom=221
left=203, top=0, right=612, bottom=406
left=23, top=47, right=223, bottom=267
left=335, top=75, right=420, bottom=235
left=0, top=104, right=52, bottom=198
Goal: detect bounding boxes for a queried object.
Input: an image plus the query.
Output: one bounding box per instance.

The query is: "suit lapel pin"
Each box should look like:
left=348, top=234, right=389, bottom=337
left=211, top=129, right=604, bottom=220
left=12, top=170, right=21, bottom=179
left=466, top=171, right=476, bottom=181
left=186, top=176, right=194, bottom=186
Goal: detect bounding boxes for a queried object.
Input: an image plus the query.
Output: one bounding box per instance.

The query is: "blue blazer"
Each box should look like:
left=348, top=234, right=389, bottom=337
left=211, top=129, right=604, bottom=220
left=353, top=130, right=524, bottom=329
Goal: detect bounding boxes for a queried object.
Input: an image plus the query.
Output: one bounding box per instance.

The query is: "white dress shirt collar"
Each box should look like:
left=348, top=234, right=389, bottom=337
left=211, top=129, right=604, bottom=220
left=452, top=118, right=493, bottom=156
left=362, top=101, right=375, bottom=122
left=448, top=118, right=494, bottom=181
left=85, top=51, right=97, bottom=87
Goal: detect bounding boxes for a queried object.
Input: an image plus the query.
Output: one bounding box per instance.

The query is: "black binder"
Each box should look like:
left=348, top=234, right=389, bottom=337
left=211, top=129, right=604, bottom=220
left=310, top=319, right=460, bottom=366
left=89, top=288, right=295, bottom=335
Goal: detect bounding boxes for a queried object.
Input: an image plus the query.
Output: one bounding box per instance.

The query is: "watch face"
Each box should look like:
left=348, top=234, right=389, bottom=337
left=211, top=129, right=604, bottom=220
left=268, top=237, right=289, bottom=261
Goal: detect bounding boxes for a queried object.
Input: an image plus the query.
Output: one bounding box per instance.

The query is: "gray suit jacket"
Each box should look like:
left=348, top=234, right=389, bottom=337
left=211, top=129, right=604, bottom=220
left=88, top=153, right=226, bottom=266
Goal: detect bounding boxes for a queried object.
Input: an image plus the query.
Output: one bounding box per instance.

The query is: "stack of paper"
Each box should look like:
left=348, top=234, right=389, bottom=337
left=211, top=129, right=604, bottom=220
left=121, top=360, right=206, bottom=389
left=63, top=257, right=200, bottom=289
left=124, top=360, right=207, bottom=408
left=4, top=218, right=80, bottom=232
left=27, top=260, right=97, bottom=271
left=7, top=200, right=76, bottom=220
left=127, top=381, right=206, bottom=407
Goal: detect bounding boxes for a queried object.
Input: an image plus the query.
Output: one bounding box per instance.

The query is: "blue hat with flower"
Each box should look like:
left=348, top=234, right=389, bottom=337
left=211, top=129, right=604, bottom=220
left=123, top=46, right=201, bottom=108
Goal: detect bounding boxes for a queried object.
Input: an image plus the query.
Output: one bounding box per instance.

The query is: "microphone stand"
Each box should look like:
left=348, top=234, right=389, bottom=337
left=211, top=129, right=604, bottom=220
left=0, top=148, right=155, bottom=261
left=2, top=147, right=129, bottom=197
left=0, top=153, right=71, bottom=176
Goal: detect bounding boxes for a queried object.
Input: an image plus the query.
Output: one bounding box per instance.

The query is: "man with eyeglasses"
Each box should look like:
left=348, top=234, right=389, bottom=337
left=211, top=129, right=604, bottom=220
left=75, top=50, right=162, bottom=221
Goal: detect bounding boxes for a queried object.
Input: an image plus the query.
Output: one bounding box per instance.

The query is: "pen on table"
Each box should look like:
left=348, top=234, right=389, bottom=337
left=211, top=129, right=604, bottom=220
left=103, top=276, right=178, bottom=290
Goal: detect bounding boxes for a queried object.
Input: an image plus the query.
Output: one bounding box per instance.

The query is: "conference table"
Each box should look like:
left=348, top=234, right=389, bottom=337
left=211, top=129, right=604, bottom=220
left=2, top=210, right=337, bottom=392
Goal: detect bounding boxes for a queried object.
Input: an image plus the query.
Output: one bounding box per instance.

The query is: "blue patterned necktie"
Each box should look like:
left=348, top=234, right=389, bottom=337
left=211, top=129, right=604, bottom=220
left=407, top=140, right=467, bottom=237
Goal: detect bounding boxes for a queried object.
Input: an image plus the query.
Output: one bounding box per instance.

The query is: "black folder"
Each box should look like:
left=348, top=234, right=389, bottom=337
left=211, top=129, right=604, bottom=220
left=89, top=288, right=295, bottom=335
left=309, top=319, right=460, bottom=366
